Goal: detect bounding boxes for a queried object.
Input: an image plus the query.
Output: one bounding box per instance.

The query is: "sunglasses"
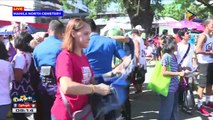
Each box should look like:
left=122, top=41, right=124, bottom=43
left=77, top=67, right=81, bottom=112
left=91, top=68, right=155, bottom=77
left=186, top=32, right=190, bottom=34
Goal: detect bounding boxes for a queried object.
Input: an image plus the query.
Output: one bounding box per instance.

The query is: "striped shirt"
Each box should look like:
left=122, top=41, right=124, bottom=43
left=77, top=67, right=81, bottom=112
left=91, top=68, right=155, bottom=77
left=161, top=53, right=179, bottom=92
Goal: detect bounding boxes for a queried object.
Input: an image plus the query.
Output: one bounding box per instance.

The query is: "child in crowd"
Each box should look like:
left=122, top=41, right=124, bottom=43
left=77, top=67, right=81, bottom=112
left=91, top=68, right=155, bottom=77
left=11, top=32, right=34, bottom=120
left=158, top=36, right=185, bottom=120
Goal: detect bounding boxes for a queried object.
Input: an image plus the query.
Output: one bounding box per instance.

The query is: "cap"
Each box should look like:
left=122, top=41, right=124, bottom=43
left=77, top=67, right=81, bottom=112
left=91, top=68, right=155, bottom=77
left=135, top=25, right=145, bottom=31
left=107, top=28, right=123, bottom=37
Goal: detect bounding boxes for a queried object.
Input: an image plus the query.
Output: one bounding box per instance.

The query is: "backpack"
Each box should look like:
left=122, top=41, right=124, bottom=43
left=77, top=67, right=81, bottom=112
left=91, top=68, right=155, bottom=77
left=29, top=57, right=40, bottom=92
left=11, top=54, right=36, bottom=98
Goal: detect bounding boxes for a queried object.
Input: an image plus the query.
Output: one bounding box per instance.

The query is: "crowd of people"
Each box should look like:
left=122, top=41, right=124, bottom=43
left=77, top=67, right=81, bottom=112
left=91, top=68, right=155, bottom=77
left=0, top=18, right=212, bottom=120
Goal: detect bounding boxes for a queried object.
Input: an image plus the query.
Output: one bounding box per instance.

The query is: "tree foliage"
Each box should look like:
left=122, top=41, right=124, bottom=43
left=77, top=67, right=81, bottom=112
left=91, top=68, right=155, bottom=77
left=158, top=0, right=213, bottom=20
left=59, top=0, right=212, bottom=36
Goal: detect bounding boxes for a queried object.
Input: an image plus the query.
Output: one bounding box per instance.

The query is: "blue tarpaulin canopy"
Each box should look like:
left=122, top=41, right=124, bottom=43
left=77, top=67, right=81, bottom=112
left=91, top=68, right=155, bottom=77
left=0, top=25, right=38, bottom=35
left=0, top=25, right=14, bottom=35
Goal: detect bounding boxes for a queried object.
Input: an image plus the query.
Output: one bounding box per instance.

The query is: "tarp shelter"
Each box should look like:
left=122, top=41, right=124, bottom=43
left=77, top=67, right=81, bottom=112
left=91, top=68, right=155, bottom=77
left=0, top=25, right=14, bottom=35
left=0, top=25, right=39, bottom=35
left=153, top=17, right=178, bottom=26
left=0, top=20, right=48, bottom=32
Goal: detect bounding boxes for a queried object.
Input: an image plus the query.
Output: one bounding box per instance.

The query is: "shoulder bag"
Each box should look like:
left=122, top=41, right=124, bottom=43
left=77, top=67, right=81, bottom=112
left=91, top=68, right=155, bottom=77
left=148, top=57, right=171, bottom=97
left=59, top=87, right=94, bottom=120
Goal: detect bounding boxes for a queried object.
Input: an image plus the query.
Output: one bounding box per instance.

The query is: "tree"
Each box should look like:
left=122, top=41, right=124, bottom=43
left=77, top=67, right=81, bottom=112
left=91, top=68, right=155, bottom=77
left=196, top=0, right=213, bottom=14
left=59, top=0, right=162, bottom=37
left=158, top=0, right=212, bottom=20
left=158, top=3, right=184, bottom=20
left=195, top=0, right=213, bottom=18
left=122, top=0, right=160, bottom=36
left=58, top=0, right=212, bottom=36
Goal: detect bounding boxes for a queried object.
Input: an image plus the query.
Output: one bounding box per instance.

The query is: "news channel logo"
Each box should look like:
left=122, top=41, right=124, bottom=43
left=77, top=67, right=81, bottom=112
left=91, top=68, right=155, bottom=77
left=12, top=95, right=36, bottom=103
left=12, top=95, right=37, bottom=113
left=12, top=6, right=63, bottom=17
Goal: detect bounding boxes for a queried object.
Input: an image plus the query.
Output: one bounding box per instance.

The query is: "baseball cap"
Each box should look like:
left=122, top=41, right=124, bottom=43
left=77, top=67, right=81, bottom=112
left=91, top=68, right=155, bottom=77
left=107, top=28, right=123, bottom=37
left=135, top=25, right=144, bottom=31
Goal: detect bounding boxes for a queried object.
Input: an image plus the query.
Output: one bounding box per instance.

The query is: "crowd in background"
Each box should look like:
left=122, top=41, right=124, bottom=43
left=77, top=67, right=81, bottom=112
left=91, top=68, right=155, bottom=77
left=0, top=18, right=213, bottom=120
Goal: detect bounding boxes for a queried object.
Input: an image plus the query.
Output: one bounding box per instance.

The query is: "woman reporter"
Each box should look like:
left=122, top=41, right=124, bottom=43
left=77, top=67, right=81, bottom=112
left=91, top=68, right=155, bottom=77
left=51, top=18, right=111, bottom=120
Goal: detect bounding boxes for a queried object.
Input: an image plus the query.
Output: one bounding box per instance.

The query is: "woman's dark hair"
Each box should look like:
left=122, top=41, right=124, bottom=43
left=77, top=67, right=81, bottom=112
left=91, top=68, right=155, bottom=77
left=162, top=29, right=168, bottom=35
left=8, top=35, right=13, bottom=41
left=173, top=28, right=179, bottom=34
left=178, top=28, right=188, bottom=40
left=162, top=35, right=177, bottom=54
left=14, top=32, right=33, bottom=52
left=0, top=41, right=9, bottom=60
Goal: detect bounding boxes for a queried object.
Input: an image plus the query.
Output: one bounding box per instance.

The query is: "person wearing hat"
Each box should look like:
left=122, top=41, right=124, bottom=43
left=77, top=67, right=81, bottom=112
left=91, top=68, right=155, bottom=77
left=135, top=25, right=145, bottom=36
left=106, top=28, right=134, bottom=120
left=84, top=19, right=131, bottom=120
left=131, top=29, right=147, bottom=94
left=33, top=20, right=65, bottom=120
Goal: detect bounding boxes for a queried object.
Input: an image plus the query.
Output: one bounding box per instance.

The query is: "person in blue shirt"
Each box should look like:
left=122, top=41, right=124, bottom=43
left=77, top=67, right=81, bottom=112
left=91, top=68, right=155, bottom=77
left=84, top=19, right=130, bottom=120
left=84, top=22, right=128, bottom=76
left=188, top=34, right=195, bottom=44
left=33, top=20, right=65, bottom=120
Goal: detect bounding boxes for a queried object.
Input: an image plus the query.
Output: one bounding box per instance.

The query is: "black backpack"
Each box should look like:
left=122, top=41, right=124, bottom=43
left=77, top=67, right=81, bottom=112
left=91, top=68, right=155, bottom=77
left=29, top=57, right=40, bottom=92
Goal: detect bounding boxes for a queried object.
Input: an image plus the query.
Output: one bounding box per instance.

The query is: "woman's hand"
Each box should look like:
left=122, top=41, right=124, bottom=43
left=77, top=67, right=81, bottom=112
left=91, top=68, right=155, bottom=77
left=178, top=71, right=185, bottom=77
left=94, top=83, right=111, bottom=96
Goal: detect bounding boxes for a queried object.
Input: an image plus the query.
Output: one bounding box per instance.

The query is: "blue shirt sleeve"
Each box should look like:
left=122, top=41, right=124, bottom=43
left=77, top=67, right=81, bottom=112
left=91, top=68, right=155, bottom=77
left=161, top=54, right=169, bottom=67
left=113, top=40, right=126, bottom=59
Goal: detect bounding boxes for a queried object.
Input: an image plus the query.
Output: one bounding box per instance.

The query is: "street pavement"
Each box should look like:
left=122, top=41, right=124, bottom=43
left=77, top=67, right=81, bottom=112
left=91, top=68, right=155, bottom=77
left=129, top=64, right=213, bottom=120
left=7, top=64, right=213, bottom=120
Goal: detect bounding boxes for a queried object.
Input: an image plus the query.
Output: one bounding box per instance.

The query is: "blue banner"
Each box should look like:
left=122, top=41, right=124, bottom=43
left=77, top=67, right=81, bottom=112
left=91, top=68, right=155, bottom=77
left=12, top=11, right=63, bottom=16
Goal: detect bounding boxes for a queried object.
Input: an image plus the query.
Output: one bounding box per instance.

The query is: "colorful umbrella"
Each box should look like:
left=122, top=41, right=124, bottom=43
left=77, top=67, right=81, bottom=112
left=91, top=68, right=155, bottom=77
left=169, top=22, right=184, bottom=29
left=169, top=20, right=205, bottom=31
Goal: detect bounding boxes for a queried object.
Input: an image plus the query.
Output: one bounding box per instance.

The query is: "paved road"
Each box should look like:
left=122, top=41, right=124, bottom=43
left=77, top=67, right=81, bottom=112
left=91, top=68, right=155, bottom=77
left=129, top=65, right=213, bottom=120
left=7, top=65, right=213, bottom=120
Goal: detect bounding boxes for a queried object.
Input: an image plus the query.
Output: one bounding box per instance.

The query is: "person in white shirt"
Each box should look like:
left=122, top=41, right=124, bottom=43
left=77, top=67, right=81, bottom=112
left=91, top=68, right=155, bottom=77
left=131, top=29, right=147, bottom=94
left=177, top=28, right=195, bottom=71
left=0, top=41, right=14, bottom=120
left=12, top=32, right=34, bottom=120
left=176, top=28, right=196, bottom=114
left=195, top=19, right=213, bottom=117
left=134, top=25, right=145, bottom=36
